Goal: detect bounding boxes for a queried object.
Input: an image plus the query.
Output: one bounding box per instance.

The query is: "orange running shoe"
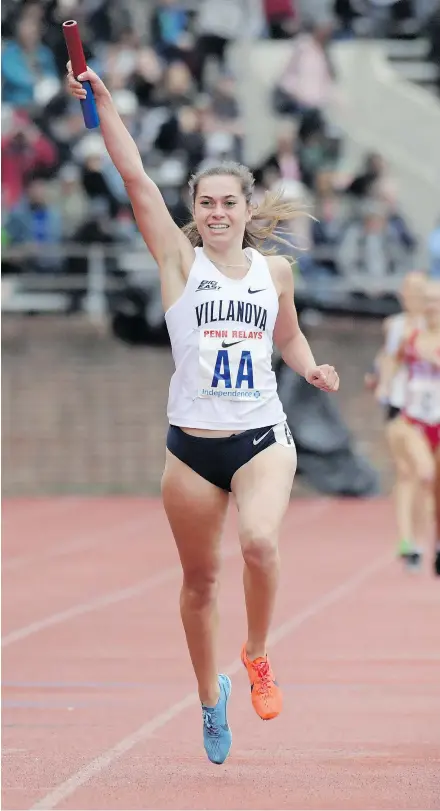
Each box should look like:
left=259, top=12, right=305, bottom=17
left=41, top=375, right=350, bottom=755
left=241, top=644, right=283, bottom=720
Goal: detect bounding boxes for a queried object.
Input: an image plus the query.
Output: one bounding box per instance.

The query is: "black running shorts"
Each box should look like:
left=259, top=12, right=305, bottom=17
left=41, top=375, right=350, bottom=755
left=166, top=421, right=294, bottom=491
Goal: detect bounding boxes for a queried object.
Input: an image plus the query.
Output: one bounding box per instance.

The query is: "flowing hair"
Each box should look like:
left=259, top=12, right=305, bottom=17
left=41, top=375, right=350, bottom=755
left=182, top=161, right=307, bottom=255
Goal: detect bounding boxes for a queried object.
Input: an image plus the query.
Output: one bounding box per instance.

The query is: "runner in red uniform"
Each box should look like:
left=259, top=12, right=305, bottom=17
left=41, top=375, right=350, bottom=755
left=397, top=281, right=440, bottom=575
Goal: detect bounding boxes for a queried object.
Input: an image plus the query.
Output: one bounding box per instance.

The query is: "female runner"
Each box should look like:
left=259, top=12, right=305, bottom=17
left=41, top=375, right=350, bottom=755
left=67, top=64, right=340, bottom=764
left=372, top=272, right=426, bottom=563
left=395, top=280, right=440, bottom=576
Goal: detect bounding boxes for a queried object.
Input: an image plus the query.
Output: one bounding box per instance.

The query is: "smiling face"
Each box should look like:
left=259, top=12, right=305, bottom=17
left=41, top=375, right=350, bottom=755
left=193, top=174, right=252, bottom=251
left=17, top=13, right=40, bottom=50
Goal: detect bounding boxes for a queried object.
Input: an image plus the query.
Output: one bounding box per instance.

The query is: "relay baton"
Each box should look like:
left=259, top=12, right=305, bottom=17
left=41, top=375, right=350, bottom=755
left=63, top=20, right=100, bottom=129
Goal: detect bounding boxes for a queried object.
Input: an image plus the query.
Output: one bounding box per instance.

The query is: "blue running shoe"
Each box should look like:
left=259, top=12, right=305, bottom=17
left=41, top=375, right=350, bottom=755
left=201, top=674, right=232, bottom=764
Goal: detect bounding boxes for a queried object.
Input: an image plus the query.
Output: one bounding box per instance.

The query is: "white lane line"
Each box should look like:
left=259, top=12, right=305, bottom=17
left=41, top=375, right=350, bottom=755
left=29, top=549, right=393, bottom=811
left=2, top=500, right=328, bottom=648
left=2, top=564, right=182, bottom=648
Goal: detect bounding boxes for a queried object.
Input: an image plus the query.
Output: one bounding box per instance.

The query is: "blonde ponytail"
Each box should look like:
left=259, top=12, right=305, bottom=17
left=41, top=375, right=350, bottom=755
left=244, top=188, right=305, bottom=253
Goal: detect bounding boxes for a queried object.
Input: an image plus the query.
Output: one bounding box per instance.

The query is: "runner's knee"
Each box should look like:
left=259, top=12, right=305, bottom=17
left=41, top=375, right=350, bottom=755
left=182, top=567, right=219, bottom=607
left=240, top=526, right=279, bottom=570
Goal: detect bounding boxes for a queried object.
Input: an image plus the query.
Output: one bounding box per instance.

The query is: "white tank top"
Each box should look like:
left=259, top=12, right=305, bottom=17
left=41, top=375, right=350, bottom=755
left=384, top=313, right=424, bottom=408
left=165, top=247, right=286, bottom=430
left=384, top=313, right=408, bottom=408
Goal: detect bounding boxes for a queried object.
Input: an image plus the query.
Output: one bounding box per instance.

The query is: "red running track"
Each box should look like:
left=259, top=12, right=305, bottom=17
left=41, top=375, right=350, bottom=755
left=2, top=496, right=440, bottom=810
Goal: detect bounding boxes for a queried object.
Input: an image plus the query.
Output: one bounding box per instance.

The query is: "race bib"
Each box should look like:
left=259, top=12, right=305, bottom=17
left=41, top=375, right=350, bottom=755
left=406, top=375, right=440, bottom=425
left=198, top=328, right=269, bottom=402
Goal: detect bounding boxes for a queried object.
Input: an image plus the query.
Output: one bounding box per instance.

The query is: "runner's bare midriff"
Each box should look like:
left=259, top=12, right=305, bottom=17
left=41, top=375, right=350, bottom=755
left=181, top=427, right=243, bottom=438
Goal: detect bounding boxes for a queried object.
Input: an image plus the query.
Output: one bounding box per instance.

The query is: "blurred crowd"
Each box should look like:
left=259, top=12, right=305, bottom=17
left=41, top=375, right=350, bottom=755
left=1, top=0, right=439, bottom=288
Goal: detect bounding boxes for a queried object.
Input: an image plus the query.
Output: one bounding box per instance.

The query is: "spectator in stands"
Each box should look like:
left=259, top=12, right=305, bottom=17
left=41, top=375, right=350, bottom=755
left=297, top=109, right=339, bottom=190
left=295, top=166, right=345, bottom=291
left=5, top=175, right=63, bottom=272
left=1, top=110, right=59, bottom=209
left=345, top=152, right=391, bottom=199
left=102, top=26, right=141, bottom=92
left=263, top=0, right=298, bottom=38
left=78, top=140, right=121, bottom=220
left=193, top=0, right=265, bottom=90
left=52, top=164, right=90, bottom=240
left=311, top=168, right=346, bottom=275
left=66, top=198, right=117, bottom=277
left=346, top=152, right=417, bottom=249
left=260, top=121, right=301, bottom=184
left=155, top=104, right=206, bottom=175
left=0, top=0, right=424, bottom=302
left=160, top=60, right=195, bottom=108
left=86, top=0, right=129, bottom=45
left=333, top=0, right=359, bottom=36
left=150, top=0, right=195, bottom=66
left=337, top=199, right=416, bottom=280
left=130, top=46, right=164, bottom=108
left=43, top=96, right=90, bottom=166
left=273, top=15, right=336, bottom=115
left=2, top=7, right=58, bottom=107
left=202, top=72, right=244, bottom=162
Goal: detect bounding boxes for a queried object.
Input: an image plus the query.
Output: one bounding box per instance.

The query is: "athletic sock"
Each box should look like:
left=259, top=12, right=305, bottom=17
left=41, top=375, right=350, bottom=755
left=397, top=538, right=412, bottom=555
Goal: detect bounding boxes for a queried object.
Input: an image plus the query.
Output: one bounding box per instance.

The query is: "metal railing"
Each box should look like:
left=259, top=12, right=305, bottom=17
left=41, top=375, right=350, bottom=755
left=2, top=241, right=157, bottom=322
left=2, top=238, right=410, bottom=325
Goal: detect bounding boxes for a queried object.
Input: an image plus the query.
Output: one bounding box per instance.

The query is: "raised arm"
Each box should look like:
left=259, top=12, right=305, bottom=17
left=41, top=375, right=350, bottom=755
left=66, top=63, right=193, bottom=273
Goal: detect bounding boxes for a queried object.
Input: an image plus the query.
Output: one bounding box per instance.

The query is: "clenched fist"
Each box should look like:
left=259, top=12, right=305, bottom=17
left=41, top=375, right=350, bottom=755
left=305, top=365, right=340, bottom=393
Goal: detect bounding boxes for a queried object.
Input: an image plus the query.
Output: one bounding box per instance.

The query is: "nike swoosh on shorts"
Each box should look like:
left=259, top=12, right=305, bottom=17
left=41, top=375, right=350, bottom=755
left=253, top=429, right=272, bottom=446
